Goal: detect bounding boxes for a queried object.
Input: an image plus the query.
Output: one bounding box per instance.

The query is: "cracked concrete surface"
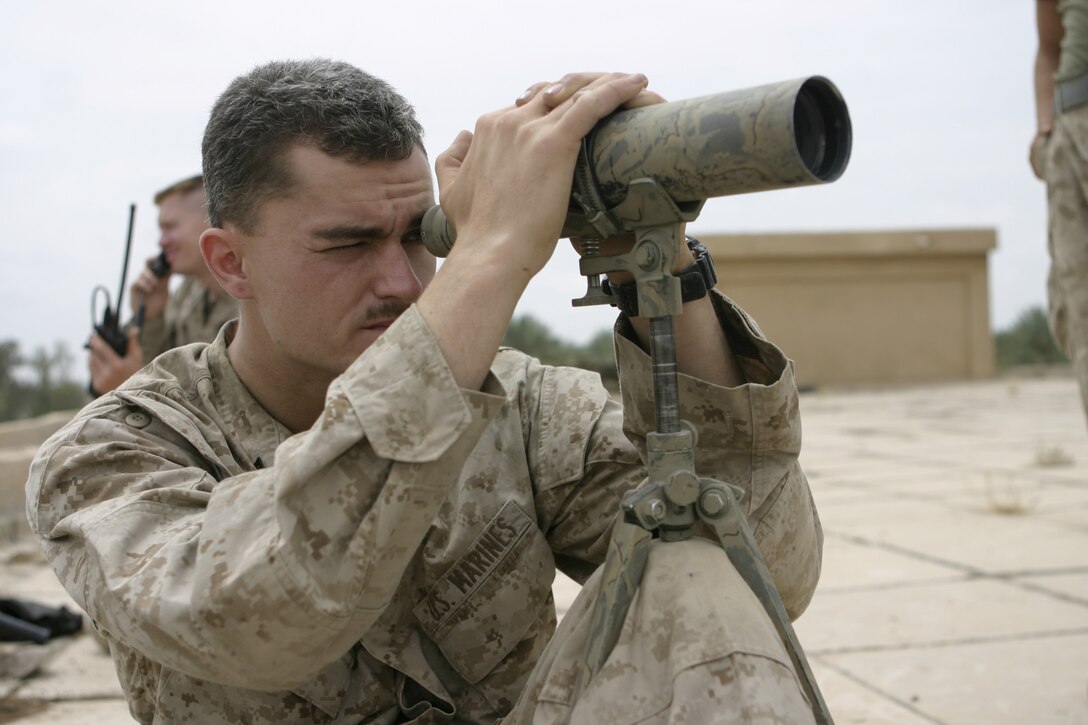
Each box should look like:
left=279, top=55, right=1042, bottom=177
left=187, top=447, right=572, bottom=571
left=1, top=376, right=1085, bottom=723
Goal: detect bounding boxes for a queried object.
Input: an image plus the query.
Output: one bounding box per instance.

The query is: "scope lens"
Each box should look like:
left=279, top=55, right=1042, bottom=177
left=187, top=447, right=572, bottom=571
left=794, top=92, right=827, bottom=176
left=793, top=78, right=852, bottom=181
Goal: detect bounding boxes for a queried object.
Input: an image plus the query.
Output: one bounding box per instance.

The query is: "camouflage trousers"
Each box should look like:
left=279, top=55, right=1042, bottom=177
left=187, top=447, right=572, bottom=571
left=1042, top=102, right=1088, bottom=426
left=506, top=538, right=815, bottom=724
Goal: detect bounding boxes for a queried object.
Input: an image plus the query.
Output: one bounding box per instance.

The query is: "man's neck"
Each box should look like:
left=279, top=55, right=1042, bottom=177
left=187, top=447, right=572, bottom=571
left=226, top=310, right=334, bottom=434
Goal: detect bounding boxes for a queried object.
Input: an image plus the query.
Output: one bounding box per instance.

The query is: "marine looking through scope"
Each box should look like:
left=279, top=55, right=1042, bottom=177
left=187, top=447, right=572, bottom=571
left=421, top=75, right=852, bottom=255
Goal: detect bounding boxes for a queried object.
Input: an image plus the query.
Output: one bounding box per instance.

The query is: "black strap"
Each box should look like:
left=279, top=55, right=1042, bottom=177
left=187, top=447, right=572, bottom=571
left=602, top=236, right=717, bottom=317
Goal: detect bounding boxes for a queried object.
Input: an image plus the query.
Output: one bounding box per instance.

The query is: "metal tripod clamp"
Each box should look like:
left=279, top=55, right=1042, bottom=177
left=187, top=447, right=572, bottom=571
left=569, top=173, right=702, bottom=310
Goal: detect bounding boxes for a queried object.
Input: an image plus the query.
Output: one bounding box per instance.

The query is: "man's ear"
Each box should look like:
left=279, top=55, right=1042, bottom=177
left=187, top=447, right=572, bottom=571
left=200, top=227, right=253, bottom=299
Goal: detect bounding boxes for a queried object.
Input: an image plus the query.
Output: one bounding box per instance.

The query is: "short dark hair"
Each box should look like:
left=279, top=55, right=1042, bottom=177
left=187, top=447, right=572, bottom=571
left=153, top=174, right=203, bottom=205
left=202, top=59, right=425, bottom=231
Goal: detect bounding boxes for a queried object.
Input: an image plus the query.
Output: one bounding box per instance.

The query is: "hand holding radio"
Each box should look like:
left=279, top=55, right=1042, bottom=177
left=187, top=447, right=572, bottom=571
left=130, top=251, right=172, bottom=321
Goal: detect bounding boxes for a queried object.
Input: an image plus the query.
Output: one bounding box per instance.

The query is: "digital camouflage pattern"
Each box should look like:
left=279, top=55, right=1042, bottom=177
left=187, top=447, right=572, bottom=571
left=1042, top=102, right=1088, bottom=425
left=138, top=276, right=239, bottom=361
left=27, top=290, right=821, bottom=723
left=514, top=538, right=815, bottom=724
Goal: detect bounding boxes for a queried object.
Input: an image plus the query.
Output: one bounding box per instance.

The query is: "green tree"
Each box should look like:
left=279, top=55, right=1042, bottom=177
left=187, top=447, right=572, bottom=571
left=569, top=329, right=618, bottom=385
left=0, top=340, right=19, bottom=420
left=502, top=315, right=617, bottom=383
left=502, top=316, right=573, bottom=364
left=994, top=307, right=1069, bottom=369
left=0, top=339, right=86, bottom=422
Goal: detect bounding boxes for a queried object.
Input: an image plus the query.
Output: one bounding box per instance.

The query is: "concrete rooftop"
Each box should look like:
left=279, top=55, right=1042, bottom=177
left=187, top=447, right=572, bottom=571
left=1, top=375, right=1085, bottom=724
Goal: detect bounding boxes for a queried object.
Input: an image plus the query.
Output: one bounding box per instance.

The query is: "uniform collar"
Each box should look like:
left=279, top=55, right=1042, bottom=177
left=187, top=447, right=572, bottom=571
left=205, top=320, right=291, bottom=469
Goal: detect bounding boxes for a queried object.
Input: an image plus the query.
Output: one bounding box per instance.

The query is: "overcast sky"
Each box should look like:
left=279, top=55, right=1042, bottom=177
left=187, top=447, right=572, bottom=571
left=0, top=0, right=1043, bottom=380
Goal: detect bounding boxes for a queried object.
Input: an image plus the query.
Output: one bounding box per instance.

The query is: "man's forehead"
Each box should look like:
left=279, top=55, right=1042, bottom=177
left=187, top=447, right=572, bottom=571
left=282, top=143, right=431, bottom=188
left=158, top=188, right=206, bottom=214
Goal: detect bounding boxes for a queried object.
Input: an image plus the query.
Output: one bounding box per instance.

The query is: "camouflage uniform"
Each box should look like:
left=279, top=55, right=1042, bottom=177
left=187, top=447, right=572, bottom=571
left=27, top=291, right=821, bottom=724
left=1039, top=0, right=1088, bottom=424
left=1042, top=101, right=1088, bottom=425
left=139, top=276, right=239, bottom=361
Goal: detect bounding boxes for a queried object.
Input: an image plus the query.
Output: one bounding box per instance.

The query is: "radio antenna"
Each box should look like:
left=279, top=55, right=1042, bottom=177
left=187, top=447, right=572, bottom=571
left=114, top=204, right=136, bottom=318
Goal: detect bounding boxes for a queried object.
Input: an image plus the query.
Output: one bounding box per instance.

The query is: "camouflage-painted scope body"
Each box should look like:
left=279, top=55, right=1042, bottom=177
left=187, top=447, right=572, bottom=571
left=419, top=77, right=851, bottom=257
left=589, top=76, right=851, bottom=206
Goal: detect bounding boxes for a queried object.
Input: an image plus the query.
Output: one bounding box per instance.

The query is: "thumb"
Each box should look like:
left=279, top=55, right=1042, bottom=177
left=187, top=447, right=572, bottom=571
left=435, top=130, right=473, bottom=194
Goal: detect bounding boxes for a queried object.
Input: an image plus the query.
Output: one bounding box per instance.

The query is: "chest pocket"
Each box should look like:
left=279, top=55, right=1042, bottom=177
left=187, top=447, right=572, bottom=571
left=413, top=501, right=555, bottom=685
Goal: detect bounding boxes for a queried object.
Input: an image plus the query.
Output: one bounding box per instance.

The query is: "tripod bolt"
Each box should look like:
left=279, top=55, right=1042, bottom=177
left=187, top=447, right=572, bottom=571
left=666, top=470, right=700, bottom=505
left=699, top=490, right=727, bottom=517
left=639, top=498, right=667, bottom=524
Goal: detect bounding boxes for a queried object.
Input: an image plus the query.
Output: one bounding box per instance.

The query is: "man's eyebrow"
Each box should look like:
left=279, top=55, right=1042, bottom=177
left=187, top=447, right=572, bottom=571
left=313, top=212, right=428, bottom=242
left=313, top=224, right=388, bottom=242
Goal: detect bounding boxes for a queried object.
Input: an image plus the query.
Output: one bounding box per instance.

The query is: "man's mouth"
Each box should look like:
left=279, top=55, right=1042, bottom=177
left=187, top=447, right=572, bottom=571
left=361, top=303, right=410, bottom=332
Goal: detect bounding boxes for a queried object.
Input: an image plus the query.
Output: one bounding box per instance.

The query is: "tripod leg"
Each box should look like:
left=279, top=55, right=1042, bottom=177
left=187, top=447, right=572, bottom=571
left=570, top=514, right=651, bottom=703
left=701, top=483, right=834, bottom=724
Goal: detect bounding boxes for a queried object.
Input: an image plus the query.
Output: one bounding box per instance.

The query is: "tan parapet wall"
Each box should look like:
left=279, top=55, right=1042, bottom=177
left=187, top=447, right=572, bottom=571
left=0, top=410, right=78, bottom=540
left=701, top=229, right=997, bottom=387
left=0, top=410, right=78, bottom=450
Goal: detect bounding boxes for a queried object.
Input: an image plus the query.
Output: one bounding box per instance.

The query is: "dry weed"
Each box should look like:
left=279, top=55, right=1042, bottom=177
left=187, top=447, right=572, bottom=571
left=978, top=471, right=1041, bottom=516
left=1033, top=445, right=1074, bottom=468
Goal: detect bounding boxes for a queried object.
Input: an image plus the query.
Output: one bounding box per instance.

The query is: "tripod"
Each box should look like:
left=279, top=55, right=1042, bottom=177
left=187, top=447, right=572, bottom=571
left=565, top=173, right=832, bottom=724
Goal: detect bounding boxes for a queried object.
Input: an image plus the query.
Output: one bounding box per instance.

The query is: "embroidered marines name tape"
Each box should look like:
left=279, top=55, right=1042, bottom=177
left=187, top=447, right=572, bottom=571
left=415, top=500, right=533, bottom=634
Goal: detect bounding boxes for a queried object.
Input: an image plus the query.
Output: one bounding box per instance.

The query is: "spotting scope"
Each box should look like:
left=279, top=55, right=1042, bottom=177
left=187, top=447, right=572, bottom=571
left=421, top=75, right=851, bottom=254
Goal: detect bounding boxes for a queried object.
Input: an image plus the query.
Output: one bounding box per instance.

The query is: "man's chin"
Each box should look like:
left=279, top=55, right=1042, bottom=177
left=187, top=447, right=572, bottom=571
left=344, top=326, right=389, bottom=361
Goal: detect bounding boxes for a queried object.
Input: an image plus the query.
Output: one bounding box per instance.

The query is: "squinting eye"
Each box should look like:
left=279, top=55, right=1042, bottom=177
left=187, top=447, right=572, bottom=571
left=326, top=242, right=366, bottom=252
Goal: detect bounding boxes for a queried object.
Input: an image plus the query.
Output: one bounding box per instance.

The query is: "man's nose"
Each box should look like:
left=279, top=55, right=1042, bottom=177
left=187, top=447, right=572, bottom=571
left=373, top=242, right=424, bottom=302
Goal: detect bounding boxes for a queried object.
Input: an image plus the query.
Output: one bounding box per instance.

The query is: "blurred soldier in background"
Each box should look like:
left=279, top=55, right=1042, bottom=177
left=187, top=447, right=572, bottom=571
left=1032, top=0, right=1088, bottom=427
left=86, top=175, right=238, bottom=393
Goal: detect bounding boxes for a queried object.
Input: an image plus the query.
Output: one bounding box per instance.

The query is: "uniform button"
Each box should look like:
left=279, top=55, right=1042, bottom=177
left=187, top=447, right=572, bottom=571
left=125, top=411, right=151, bottom=429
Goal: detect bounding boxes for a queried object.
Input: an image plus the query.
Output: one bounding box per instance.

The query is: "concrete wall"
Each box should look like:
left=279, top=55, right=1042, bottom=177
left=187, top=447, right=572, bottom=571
left=0, top=411, right=76, bottom=540
left=702, top=228, right=997, bottom=387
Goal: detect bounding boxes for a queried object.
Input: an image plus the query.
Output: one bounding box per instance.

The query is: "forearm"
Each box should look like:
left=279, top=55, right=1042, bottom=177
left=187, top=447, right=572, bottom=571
left=610, top=234, right=744, bottom=387
left=625, top=293, right=745, bottom=388
left=416, top=236, right=531, bottom=391
left=1035, top=0, right=1064, bottom=133
left=1036, top=49, right=1059, bottom=133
